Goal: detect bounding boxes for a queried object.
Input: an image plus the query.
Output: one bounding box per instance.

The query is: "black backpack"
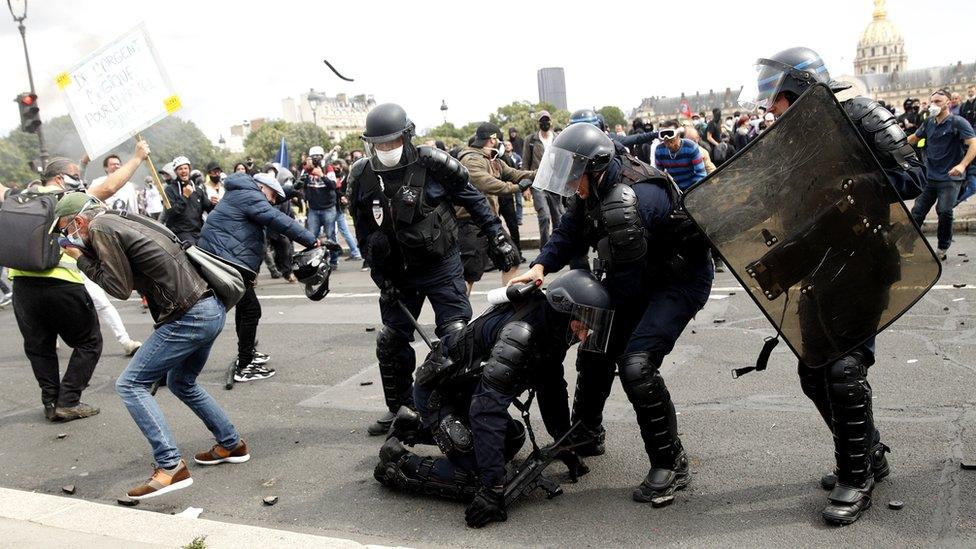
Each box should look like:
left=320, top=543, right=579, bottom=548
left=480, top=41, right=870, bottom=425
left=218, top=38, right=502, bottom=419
left=0, top=190, right=64, bottom=271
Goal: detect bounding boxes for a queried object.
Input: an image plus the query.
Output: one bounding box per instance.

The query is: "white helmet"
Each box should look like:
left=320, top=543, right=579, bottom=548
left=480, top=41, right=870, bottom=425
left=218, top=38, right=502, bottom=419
left=308, top=146, right=325, bottom=157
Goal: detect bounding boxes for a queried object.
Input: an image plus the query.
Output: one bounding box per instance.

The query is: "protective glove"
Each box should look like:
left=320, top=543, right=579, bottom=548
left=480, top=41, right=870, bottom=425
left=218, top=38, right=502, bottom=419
left=517, top=178, right=533, bottom=192
left=378, top=281, right=401, bottom=308
left=555, top=449, right=590, bottom=482
left=486, top=232, right=519, bottom=272
left=465, top=486, right=507, bottom=528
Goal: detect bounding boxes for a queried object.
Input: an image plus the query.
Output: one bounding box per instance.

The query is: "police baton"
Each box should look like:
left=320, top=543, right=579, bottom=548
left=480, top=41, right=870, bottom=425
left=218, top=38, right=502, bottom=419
left=396, top=300, right=434, bottom=350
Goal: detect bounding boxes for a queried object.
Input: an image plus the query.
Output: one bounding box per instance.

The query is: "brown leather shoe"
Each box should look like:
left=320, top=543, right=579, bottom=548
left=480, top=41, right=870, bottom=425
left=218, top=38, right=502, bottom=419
left=194, top=440, right=250, bottom=465
left=127, top=460, right=193, bottom=500
left=55, top=402, right=100, bottom=422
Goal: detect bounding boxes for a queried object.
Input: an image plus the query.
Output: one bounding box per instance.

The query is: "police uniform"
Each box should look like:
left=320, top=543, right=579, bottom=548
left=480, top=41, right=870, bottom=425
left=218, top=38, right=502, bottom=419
left=531, top=127, right=714, bottom=502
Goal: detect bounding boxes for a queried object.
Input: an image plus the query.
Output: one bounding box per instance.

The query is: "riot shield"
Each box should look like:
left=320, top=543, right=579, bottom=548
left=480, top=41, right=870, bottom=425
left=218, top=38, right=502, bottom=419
left=683, top=83, right=941, bottom=368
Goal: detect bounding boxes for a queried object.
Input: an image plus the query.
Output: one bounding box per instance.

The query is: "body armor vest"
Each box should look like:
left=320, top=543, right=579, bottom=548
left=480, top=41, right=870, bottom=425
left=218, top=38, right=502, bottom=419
left=356, top=163, right=459, bottom=267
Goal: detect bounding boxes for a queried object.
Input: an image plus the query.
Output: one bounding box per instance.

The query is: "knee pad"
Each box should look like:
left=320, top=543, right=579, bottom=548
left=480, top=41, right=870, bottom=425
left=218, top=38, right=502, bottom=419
left=483, top=321, right=533, bottom=394
left=503, top=419, right=526, bottom=461
left=433, top=415, right=474, bottom=458
left=827, top=354, right=870, bottom=405
left=617, top=352, right=665, bottom=406
left=376, top=327, right=409, bottom=363
left=797, top=362, right=827, bottom=400
left=435, top=319, right=466, bottom=342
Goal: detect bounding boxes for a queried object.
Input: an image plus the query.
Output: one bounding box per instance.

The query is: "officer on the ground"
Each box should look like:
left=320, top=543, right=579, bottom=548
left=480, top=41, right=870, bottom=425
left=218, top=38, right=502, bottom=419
left=347, top=103, right=520, bottom=436
left=739, top=47, right=925, bottom=525
left=509, top=123, right=714, bottom=505
left=374, top=270, right=609, bottom=527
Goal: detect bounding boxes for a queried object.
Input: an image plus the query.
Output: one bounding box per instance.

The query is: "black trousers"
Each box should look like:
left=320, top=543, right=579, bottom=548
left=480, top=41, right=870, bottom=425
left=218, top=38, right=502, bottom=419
left=12, top=277, right=102, bottom=407
left=268, top=233, right=294, bottom=276
left=235, top=285, right=261, bottom=366
left=497, top=194, right=521, bottom=252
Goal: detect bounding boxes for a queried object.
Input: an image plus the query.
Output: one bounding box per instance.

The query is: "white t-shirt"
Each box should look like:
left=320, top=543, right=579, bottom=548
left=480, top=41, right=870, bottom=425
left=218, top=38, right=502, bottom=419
left=539, top=131, right=554, bottom=150
left=145, top=184, right=164, bottom=214
left=93, top=176, right=139, bottom=213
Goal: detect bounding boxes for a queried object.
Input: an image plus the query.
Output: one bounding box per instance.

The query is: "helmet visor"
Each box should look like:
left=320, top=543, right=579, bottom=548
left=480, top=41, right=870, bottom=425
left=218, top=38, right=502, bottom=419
left=566, top=304, right=614, bottom=353
left=532, top=146, right=590, bottom=198
left=738, top=63, right=786, bottom=112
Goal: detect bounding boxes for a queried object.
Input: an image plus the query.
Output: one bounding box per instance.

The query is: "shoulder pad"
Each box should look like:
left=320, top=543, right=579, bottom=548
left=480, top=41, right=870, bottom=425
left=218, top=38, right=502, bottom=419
left=844, top=96, right=918, bottom=171
left=417, top=146, right=469, bottom=189
left=601, top=184, right=646, bottom=263
left=483, top=320, right=534, bottom=394
left=349, top=157, right=369, bottom=180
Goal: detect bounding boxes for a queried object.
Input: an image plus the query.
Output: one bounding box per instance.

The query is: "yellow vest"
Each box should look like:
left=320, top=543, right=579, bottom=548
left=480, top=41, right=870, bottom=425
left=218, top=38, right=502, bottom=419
left=7, top=185, right=84, bottom=284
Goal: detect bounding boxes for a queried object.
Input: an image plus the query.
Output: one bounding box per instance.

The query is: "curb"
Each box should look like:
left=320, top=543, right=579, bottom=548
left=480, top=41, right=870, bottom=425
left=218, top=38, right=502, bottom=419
left=0, top=487, right=401, bottom=549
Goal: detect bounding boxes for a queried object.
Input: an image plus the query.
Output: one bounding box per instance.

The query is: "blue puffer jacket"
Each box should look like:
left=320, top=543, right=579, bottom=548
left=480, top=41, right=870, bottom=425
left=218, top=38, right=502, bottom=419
left=198, top=173, right=317, bottom=271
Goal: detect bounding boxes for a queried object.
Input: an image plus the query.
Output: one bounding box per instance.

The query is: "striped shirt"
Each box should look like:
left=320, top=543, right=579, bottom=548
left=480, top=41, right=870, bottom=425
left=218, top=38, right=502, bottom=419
left=654, top=138, right=706, bottom=190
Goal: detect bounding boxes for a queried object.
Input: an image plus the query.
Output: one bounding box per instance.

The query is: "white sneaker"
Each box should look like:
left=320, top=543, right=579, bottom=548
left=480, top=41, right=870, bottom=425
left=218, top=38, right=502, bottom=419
left=937, top=248, right=948, bottom=261
left=234, top=365, right=276, bottom=383
left=0, top=293, right=11, bottom=309
left=121, top=339, right=142, bottom=357
left=251, top=351, right=270, bottom=365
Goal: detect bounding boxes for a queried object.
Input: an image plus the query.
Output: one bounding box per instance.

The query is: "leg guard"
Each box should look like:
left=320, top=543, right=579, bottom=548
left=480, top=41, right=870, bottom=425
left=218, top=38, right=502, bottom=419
left=618, top=351, right=682, bottom=467
left=374, top=437, right=477, bottom=502
left=826, top=353, right=875, bottom=486
left=797, top=361, right=832, bottom=429
left=376, top=327, right=415, bottom=412
left=569, top=352, right=615, bottom=456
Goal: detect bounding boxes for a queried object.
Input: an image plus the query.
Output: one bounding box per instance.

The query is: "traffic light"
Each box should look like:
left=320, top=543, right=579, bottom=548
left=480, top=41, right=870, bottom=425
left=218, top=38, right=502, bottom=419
left=16, top=92, right=40, bottom=133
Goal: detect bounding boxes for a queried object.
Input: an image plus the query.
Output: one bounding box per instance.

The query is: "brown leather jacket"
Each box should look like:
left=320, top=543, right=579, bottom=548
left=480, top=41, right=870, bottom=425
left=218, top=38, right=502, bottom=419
left=455, top=146, right=535, bottom=221
left=76, top=213, right=209, bottom=326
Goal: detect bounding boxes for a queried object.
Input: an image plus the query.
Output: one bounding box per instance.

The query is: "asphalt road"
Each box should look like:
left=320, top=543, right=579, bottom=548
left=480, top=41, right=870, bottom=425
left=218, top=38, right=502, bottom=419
left=0, top=235, right=974, bottom=548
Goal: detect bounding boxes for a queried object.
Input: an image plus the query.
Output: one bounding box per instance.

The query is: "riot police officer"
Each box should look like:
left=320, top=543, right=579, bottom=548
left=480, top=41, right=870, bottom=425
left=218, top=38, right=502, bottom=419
left=509, top=123, right=714, bottom=505
left=739, top=47, right=926, bottom=525
left=347, top=103, right=519, bottom=436
left=374, top=270, right=608, bottom=527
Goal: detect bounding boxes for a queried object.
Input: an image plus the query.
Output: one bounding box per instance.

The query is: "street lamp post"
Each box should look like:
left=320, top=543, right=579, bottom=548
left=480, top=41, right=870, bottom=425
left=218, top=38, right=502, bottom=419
left=8, top=0, right=48, bottom=166
left=308, top=88, right=324, bottom=127
left=440, top=99, right=448, bottom=124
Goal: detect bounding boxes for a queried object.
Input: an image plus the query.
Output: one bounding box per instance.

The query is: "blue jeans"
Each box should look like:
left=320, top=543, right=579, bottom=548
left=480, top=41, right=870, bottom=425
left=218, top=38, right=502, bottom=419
left=115, top=296, right=239, bottom=468
left=335, top=210, right=362, bottom=259
left=307, top=207, right=339, bottom=265
left=911, top=179, right=962, bottom=250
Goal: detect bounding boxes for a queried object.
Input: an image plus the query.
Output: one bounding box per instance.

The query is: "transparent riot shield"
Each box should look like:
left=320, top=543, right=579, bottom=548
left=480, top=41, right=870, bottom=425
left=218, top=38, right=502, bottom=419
left=683, top=83, right=941, bottom=368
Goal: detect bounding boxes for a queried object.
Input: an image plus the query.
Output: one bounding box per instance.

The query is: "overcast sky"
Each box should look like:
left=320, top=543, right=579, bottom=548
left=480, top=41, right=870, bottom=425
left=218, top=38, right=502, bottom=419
left=1, top=0, right=973, bottom=144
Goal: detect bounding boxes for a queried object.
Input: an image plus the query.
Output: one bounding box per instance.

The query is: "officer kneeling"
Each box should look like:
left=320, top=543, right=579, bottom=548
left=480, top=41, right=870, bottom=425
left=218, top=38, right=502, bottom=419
left=374, top=270, right=610, bottom=528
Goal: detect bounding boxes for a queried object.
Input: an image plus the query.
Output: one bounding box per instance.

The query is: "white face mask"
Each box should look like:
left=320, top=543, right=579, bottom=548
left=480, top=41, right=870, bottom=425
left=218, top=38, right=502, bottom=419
left=928, top=104, right=942, bottom=117
left=375, top=146, right=403, bottom=168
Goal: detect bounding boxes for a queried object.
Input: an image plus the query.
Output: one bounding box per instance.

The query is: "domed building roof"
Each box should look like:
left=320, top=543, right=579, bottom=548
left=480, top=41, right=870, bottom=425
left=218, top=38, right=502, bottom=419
left=853, top=0, right=907, bottom=76
left=858, top=0, right=902, bottom=48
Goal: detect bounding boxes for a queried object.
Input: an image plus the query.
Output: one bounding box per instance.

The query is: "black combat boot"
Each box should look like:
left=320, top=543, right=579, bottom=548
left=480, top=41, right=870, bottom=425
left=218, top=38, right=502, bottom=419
left=820, top=442, right=890, bottom=490
left=374, top=437, right=477, bottom=502
left=632, top=451, right=690, bottom=504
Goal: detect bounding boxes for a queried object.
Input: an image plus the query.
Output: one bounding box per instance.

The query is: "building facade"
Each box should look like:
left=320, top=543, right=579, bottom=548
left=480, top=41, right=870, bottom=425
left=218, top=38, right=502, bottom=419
left=537, top=68, right=568, bottom=111
left=630, top=0, right=976, bottom=127
left=282, top=91, right=376, bottom=142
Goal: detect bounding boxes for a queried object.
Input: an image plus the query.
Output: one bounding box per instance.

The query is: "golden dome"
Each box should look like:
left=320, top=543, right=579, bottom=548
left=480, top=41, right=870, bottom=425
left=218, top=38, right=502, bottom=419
left=858, top=0, right=903, bottom=48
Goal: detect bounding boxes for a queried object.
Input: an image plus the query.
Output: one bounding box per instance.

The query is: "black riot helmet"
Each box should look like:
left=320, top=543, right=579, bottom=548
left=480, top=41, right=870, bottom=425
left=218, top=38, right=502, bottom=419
left=532, top=122, right=614, bottom=198
left=292, top=247, right=332, bottom=301
left=569, top=109, right=607, bottom=132
left=545, top=269, right=614, bottom=353
left=739, top=47, right=851, bottom=111
left=361, top=103, right=418, bottom=172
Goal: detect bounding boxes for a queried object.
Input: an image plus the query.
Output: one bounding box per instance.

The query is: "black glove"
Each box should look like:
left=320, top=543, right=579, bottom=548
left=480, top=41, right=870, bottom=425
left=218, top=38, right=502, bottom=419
left=378, top=281, right=400, bottom=307
left=486, top=232, right=519, bottom=272
left=555, top=449, right=590, bottom=482
left=517, top=178, right=533, bottom=192
left=465, top=486, right=507, bottom=528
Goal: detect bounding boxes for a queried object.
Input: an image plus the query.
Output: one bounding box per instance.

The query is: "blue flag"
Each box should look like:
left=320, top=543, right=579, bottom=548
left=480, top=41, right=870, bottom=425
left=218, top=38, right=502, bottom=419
left=274, top=136, right=289, bottom=169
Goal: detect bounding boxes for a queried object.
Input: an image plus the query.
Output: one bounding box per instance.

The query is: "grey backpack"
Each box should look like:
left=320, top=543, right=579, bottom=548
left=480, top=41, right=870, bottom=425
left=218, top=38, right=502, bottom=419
left=0, top=190, right=64, bottom=271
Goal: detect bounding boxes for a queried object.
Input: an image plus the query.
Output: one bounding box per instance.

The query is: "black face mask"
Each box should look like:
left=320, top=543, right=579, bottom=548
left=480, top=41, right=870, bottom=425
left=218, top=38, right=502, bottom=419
left=539, top=120, right=551, bottom=131
left=209, top=174, right=220, bottom=183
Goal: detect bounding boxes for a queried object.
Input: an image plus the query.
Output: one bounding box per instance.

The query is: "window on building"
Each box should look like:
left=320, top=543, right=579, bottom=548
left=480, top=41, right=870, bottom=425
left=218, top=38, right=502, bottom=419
left=883, top=65, right=889, bottom=73
left=883, top=46, right=887, bottom=55
left=871, top=47, right=876, bottom=56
